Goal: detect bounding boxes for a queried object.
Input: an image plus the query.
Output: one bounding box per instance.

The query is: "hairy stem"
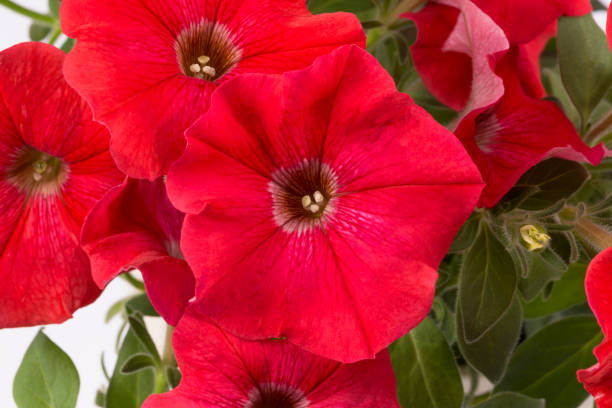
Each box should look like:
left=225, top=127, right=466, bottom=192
left=584, top=107, right=612, bottom=146
left=382, top=0, right=427, bottom=27
left=0, top=0, right=55, bottom=25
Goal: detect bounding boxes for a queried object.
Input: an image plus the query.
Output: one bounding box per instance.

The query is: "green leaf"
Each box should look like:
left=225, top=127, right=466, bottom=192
left=390, top=317, right=463, bottom=408
left=523, top=263, right=588, bottom=318
left=449, top=214, right=480, bottom=253
left=457, top=295, right=522, bottom=383
left=473, top=392, right=545, bottom=408
left=496, top=316, right=602, bottom=408
left=106, top=328, right=155, bottom=408
left=13, top=331, right=80, bottom=408
left=29, top=22, right=52, bottom=41
left=558, top=14, right=612, bottom=130
left=518, top=247, right=567, bottom=302
left=164, top=367, right=182, bottom=389
left=95, top=390, right=105, bottom=407
left=307, top=0, right=375, bottom=18
left=120, top=354, right=157, bottom=375
left=543, top=68, right=581, bottom=130
left=105, top=297, right=128, bottom=323
left=125, top=293, right=159, bottom=317
left=502, top=159, right=589, bottom=212
left=458, top=222, right=518, bottom=342
left=127, top=314, right=161, bottom=366
left=60, top=38, right=76, bottom=53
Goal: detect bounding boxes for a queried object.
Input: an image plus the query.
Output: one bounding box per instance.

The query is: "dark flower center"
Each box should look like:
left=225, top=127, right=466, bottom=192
left=269, top=159, right=338, bottom=233
left=175, top=20, right=241, bottom=81
left=6, top=146, right=68, bottom=196
left=246, top=383, right=309, bottom=408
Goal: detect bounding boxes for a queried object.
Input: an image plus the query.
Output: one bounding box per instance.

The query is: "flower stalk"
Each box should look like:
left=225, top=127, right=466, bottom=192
left=0, top=0, right=56, bottom=25
left=382, top=0, right=427, bottom=27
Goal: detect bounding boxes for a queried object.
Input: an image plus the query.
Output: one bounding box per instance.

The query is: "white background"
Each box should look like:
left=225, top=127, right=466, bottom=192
left=0, top=0, right=609, bottom=407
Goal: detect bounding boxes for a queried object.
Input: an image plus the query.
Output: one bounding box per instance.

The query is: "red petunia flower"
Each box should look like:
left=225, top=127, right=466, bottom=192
left=0, top=42, right=123, bottom=328
left=81, top=178, right=194, bottom=325
left=166, top=45, right=484, bottom=362
left=608, top=5, right=612, bottom=52
left=577, top=247, right=612, bottom=408
left=455, top=49, right=605, bottom=208
left=143, top=302, right=400, bottom=408
left=471, top=0, right=591, bottom=44
left=406, top=0, right=508, bottom=113
left=61, top=0, right=366, bottom=180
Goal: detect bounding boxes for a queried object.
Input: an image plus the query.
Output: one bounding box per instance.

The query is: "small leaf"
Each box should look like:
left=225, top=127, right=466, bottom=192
left=473, top=392, right=545, bottom=408
left=13, top=331, right=80, bottom=408
left=495, top=316, right=602, bottom=408
left=518, top=247, right=567, bottom=302
left=106, top=328, right=156, bottom=408
left=449, top=214, right=480, bottom=253
left=391, top=317, right=463, bottom=408
left=95, top=390, right=105, bottom=407
left=458, top=222, right=518, bottom=343
left=457, top=295, right=522, bottom=383
left=106, top=297, right=128, bottom=323
left=125, top=293, right=159, bottom=317
left=307, top=0, right=375, bottom=19
left=543, top=68, right=581, bottom=130
left=504, top=159, right=589, bottom=212
left=121, top=353, right=157, bottom=375
left=29, top=22, right=52, bottom=41
left=165, top=367, right=182, bottom=389
left=558, top=14, right=612, bottom=130
left=523, top=263, right=587, bottom=318
left=60, top=38, right=76, bottom=53
left=127, top=314, right=161, bottom=366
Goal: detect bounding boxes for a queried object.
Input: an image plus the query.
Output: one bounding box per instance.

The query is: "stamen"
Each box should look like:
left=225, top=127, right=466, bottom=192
left=202, top=66, right=216, bottom=77
left=309, top=204, right=320, bottom=213
left=313, top=191, right=324, bottom=203
left=189, top=64, right=201, bottom=73
left=301, top=195, right=312, bottom=209
left=33, top=160, right=48, bottom=174
left=197, top=55, right=210, bottom=65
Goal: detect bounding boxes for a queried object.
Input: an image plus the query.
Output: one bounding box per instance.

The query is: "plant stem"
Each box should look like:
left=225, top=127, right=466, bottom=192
left=161, top=325, right=175, bottom=366
left=382, top=0, right=426, bottom=27
left=0, top=0, right=55, bottom=25
left=584, top=107, right=612, bottom=146
left=48, top=26, right=62, bottom=45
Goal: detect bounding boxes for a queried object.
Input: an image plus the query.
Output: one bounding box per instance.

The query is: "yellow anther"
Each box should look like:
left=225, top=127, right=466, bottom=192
left=301, top=195, right=312, bottom=209
left=313, top=190, right=324, bottom=204
left=520, top=225, right=551, bottom=251
left=197, top=55, right=211, bottom=65
left=33, top=160, right=48, bottom=174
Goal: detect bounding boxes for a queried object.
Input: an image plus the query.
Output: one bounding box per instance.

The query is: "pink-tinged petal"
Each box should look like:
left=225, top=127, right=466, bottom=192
left=0, top=42, right=122, bottom=328
left=406, top=0, right=508, bottom=114
left=143, top=305, right=400, bottom=407
left=61, top=0, right=365, bottom=179
left=169, top=45, right=483, bottom=362
left=455, top=49, right=605, bottom=208
left=577, top=247, right=612, bottom=408
left=472, top=0, right=591, bottom=44
left=81, top=178, right=194, bottom=325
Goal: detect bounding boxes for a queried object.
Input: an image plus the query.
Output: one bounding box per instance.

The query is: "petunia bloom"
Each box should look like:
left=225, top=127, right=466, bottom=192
left=61, top=0, right=366, bottom=180
left=81, top=178, right=195, bottom=326
left=143, top=302, right=400, bottom=408
left=455, top=49, right=605, bottom=208
left=471, top=0, right=591, bottom=44
left=406, top=0, right=591, bottom=113
left=406, top=0, right=508, bottom=113
left=577, top=247, right=612, bottom=408
left=166, top=45, right=484, bottom=362
left=0, top=42, right=123, bottom=328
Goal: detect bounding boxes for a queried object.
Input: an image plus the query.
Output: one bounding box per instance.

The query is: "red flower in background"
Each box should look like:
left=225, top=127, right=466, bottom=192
left=406, top=0, right=591, bottom=112
left=143, top=303, right=400, bottom=408
left=455, top=49, right=605, bottom=208
left=167, top=45, right=483, bottom=362
left=471, top=0, right=591, bottom=44
left=577, top=247, right=612, bottom=408
left=406, top=0, right=508, bottom=113
left=60, top=0, right=366, bottom=180
left=608, top=5, right=612, bottom=51
left=0, top=42, right=122, bottom=328
left=81, top=178, right=195, bottom=326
